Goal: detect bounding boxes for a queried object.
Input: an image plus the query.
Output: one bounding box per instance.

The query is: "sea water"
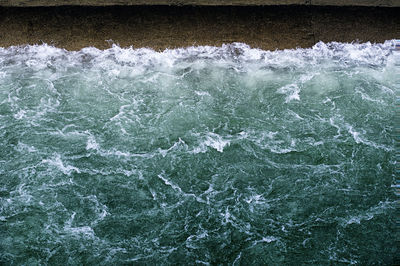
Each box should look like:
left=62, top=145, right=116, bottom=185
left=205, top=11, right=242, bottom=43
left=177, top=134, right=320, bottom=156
left=0, top=41, right=398, bottom=264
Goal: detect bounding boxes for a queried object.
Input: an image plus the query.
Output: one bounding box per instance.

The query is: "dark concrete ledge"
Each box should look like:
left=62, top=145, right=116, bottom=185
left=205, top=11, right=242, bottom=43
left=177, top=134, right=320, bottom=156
left=0, top=6, right=399, bottom=51
left=0, top=0, right=399, bottom=7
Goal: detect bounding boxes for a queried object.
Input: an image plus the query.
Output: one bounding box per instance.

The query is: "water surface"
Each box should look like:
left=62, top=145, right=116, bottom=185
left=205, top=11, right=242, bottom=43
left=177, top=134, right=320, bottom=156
left=0, top=42, right=398, bottom=264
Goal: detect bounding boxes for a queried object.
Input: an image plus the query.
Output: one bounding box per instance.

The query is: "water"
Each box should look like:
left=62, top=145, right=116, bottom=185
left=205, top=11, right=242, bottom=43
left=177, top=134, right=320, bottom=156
left=0, top=41, right=398, bottom=265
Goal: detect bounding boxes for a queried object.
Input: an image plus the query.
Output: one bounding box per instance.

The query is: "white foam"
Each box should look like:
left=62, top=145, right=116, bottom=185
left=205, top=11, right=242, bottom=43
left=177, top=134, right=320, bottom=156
left=13, top=109, right=26, bottom=120
left=204, top=133, right=230, bottom=153
left=158, top=138, right=187, bottom=157
left=64, top=212, right=96, bottom=238
left=194, top=91, right=211, bottom=96
left=261, top=236, right=278, bottom=243
left=86, top=135, right=100, bottom=151
left=340, top=200, right=395, bottom=227
left=1, top=41, right=395, bottom=80
left=190, top=132, right=231, bottom=154
left=346, top=124, right=393, bottom=151
left=158, top=174, right=183, bottom=194
left=15, top=142, right=37, bottom=153
left=42, top=154, right=80, bottom=176
left=277, top=83, right=300, bottom=103
left=158, top=173, right=207, bottom=203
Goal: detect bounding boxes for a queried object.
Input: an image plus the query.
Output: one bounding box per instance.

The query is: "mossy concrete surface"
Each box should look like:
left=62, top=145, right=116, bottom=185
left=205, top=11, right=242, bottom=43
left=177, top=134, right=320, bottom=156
left=0, top=6, right=399, bottom=51
left=0, top=0, right=399, bottom=6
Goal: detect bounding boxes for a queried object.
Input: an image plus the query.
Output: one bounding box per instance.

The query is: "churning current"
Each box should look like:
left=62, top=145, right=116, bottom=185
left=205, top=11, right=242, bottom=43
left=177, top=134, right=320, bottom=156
left=0, top=41, right=398, bottom=264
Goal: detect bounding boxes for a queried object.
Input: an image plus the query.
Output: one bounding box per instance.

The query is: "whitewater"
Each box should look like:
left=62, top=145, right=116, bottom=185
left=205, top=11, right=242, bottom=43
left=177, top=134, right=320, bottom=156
left=0, top=41, right=398, bottom=264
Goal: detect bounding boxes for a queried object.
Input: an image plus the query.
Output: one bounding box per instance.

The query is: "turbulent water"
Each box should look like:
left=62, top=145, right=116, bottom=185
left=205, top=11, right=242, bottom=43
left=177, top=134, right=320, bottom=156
left=0, top=41, right=398, bottom=265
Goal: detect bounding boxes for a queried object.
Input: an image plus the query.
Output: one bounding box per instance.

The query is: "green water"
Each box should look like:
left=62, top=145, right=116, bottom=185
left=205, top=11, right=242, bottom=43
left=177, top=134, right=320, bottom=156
left=0, top=42, right=398, bottom=265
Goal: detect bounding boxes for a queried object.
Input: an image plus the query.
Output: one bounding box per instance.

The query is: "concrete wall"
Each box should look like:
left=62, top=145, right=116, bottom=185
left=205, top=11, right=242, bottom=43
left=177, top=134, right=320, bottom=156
left=0, top=0, right=399, bottom=7
left=0, top=6, right=399, bottom=51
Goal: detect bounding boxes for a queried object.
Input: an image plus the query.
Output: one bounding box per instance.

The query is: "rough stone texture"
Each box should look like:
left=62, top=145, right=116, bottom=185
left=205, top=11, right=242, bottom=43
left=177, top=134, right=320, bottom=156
left=0, top=0, right=399, bottom=6
left=0, top=6, right=399, bottom=51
